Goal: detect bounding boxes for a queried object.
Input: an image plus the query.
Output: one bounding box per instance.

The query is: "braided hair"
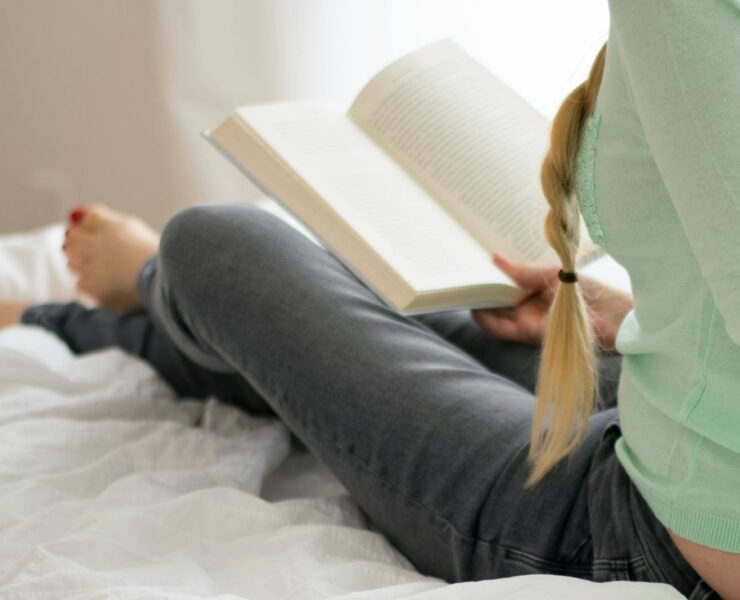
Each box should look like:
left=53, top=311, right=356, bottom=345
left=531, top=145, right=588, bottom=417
left=527, top=44, right=608, bottom=487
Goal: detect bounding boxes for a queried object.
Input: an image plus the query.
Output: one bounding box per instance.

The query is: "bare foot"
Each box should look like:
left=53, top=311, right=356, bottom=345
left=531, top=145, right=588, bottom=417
left=0, top=301, right=27, bottom=329
left=64, top=204, right=160, bottom=311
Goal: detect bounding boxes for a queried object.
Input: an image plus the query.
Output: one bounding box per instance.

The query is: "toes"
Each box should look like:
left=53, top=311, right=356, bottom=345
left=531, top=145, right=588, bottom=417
left=67, top=253, right=89, bottom=273
left=76, top=206, right=109, bottom=233
left=63, top=226, right=82, bottom=253
left=68, top=203, right=91, bottom=227
left=63, top=229, right=93, bottom=272
left=69, top=207, right=86, bottom=225
left=67, top=203, right=115, bottom=233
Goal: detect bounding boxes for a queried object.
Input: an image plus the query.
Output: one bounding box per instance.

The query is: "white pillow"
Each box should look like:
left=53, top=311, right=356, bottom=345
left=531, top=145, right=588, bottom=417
left=0, top=223, right=78, bottom=303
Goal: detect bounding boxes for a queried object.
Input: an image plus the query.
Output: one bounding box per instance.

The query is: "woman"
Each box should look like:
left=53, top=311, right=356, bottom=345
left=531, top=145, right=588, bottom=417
left=2, top=1, right=738, bottom=597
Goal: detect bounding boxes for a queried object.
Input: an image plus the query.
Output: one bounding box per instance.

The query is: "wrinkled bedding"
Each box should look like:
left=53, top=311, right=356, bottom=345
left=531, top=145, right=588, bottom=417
left=0, top=215, right=682, bottom=599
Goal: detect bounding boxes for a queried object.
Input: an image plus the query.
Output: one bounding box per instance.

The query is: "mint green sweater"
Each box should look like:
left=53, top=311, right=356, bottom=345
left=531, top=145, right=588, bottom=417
left=574, top=0, right=740, bottom=552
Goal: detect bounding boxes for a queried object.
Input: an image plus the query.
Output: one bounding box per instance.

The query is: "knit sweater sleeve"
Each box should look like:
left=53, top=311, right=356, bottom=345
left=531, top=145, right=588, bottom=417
left=608, top=0, right=740, bottom=343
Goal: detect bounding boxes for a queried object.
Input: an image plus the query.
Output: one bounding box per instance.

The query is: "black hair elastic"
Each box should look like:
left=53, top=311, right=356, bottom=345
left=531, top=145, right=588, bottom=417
left=558, top=269, right=578, bottom=284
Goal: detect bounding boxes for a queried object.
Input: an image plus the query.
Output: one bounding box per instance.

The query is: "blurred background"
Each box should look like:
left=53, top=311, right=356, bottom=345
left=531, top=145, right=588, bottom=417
left=0, top=0, right=608, bottom=233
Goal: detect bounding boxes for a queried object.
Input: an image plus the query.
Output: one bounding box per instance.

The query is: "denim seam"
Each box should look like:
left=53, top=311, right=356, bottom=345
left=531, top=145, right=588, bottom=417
left=631, top=494, right=668, bottom=584
left=501, top=546, right=594, bottom=576
left=194, top=313, right=597, bottom=566
left=500, top=545, right=646, bottom=577
left=292, top=410, right=639, bottom=583
left=591, top=556, right=646, bottom=569
left=467, top=441, right=530, bottom=545
left=286, top=385, right=539, bottom=552
left=566, top=531, right=593, bottom=564
left=174, top=267, right=487, bottom=547
left=305, top=411, right=480, bottom=544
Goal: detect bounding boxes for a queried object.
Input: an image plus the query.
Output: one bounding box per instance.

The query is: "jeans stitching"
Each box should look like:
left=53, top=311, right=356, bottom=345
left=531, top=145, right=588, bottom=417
left=631, top=495, right=670, bottom=584
left=239, top=380, right=484, bottom=546
left=566, top=532, right=593, bottom=564
left=190, top=305, right=612, bottom=573
left=501, top=545, right=647, bottom=578
left=176, top=274, right=482, bottom=547
left=502, top=546, right=594, bottom=576
left=174, top=264, right=528, bottom=549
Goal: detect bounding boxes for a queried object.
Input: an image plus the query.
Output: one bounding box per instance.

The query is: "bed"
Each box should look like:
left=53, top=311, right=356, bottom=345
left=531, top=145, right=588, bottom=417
left=0, top=204, right=683, bottom=599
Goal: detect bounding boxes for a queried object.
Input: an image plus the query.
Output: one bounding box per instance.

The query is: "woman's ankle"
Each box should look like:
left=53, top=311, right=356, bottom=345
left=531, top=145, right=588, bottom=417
left=0, top=301, right=29, bottom=329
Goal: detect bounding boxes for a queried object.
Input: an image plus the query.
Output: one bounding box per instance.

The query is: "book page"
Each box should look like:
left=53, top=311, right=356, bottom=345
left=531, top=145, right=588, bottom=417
left=237, top=102, right=513, bottom=292
left=349, top=40, right=558, bottom=263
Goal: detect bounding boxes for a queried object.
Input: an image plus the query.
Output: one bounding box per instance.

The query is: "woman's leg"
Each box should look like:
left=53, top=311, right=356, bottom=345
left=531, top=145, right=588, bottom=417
left=134, top=203, right=690, bottom=586
left=18, top=201, right=621, bottom=415
left=20, top=302, right=273, bottom=414
left=15, top=203, right=698, bottom=592
left=413, top=311, right=622, bottom=410
left=19, top=302, right=620, bottom=415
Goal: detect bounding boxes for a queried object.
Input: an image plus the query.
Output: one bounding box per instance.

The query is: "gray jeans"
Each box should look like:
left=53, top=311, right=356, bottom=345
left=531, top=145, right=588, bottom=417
left=23, top=204, right=715, bottom=598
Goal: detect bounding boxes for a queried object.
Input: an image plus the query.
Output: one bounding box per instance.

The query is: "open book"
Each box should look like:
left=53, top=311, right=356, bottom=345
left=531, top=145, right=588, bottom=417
left=205, top=40, right=602, bottom=314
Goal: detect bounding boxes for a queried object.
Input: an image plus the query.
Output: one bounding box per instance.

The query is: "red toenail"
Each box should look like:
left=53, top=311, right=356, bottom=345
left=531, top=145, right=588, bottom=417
left=69, top=208, right=86, bottom=224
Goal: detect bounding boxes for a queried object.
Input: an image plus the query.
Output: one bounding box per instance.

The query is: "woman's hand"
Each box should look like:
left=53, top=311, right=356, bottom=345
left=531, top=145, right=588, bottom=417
left=472, top=254, right=633, bottom=352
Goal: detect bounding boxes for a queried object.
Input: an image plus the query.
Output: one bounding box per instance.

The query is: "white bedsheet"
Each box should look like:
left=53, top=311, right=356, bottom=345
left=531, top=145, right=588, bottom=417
left=0, top=220, right=682, bottom=599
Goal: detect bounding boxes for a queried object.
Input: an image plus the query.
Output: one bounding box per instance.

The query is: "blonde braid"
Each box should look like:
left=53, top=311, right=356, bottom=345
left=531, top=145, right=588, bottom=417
left=527, top=44, right=607, bottom=487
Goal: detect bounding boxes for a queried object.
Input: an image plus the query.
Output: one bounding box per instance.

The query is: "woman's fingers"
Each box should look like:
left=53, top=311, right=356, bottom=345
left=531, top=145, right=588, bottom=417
left=472, top=308, right=520, bottom=341
left=515, top=289, right=539, bottom=308
left=471, top=254, right=561, bottom=344
left=493, top=253, right=559, bottom=292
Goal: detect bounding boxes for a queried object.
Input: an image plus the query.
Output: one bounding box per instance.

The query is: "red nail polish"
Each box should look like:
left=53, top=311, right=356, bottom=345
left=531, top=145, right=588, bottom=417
left=69, top=207, right=86, bottom=224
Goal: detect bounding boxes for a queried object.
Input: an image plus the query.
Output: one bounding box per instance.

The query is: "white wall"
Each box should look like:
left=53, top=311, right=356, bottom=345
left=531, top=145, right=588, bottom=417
left=0, top=0, right=608, bottom=233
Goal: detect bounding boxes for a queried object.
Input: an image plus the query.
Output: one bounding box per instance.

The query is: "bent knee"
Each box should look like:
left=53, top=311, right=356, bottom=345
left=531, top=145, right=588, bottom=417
left=161, top=204, right=264, bottom=269
left=159, top=203, right=302, bottom=296
left=162, top=203, right=263, bottom=254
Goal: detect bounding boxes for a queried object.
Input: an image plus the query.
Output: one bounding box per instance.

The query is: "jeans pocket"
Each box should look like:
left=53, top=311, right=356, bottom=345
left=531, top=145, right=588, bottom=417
left=502, top=546, right=594, bottom=578
left=502, top=542, right=650, bottom=583
left=591, top=555, right=652, bottom=582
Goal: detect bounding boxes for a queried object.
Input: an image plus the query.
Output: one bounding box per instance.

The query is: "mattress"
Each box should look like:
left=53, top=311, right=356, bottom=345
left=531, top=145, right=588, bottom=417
left=0, top=209, right=682, bottom=599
